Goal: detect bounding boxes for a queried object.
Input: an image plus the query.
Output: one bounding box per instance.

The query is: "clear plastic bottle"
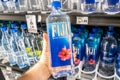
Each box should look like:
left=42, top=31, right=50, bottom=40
left=0, top=0, right=4, bottom=12
left=83, top=33, right=98, bottom=72
left=1, top=26, right=17, bottom=66
left=21, top=23, right=36, bottom=64
left=60, top=0, right=71, bottom=12
left=28, top=0, right=41, bottom=12
left=99, top=32, right=117, bottom=77
left=102, top=0, right=120, bottom=15
left=10, top=28, right=30, bottom=69
left=40, top=0, right=51, bottom=12
left=18, top=0, right=28, bottom=12
left=46, top=1, right=74, bottom=78
left=1, top=0, right=17, bottom=12
left=80, top=0, right=98, bottom=14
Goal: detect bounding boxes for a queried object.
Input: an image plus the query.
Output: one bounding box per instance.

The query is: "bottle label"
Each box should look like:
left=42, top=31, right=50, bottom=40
left=101, top=52, right=115, bottom=65
left=108, top=0, right=119, bottom=5
left=86, top=45, right=97, bottom=65
left=72, top=37, right=81, bottom=66
left=47, top=22, right=72, bottom=67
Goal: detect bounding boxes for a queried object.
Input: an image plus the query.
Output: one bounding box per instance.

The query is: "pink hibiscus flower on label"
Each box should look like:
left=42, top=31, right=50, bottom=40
left=88, top=59, right=95, bottom=65
left=58, top=48, right=71, bottom=61
left=74, top=58, right=80, bottom=65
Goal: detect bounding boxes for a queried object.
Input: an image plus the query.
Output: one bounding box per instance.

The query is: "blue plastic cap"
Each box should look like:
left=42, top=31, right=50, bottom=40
left=78, top=28, right=82, bottom=32
left=92, top=28, right=97, bottom=32
left=52, top=1, right=61, bottom=9
left=107, top=32, right=113, bottom=36
left=10, top=28, right=17, bottom=33
left=89, top=33, right=95, bottom=37
left=11, top=23, right=17, bottom=28
left=108, top=26, right=114, bottom=31
left=21, top=23, right=27, bottom=29
left=85, top=0, right=95, bottom=4
left=108, top=0, right=119, bottom=5
left=81, top=25, right=85, bottom=29
left=1, top=26, right=7, bottom=32
left=74, top=33, right=79, bottom=37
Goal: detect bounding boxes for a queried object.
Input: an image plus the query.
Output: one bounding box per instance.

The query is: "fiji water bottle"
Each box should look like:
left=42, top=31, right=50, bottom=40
left=72, top=33, right=81, bottom=73
left=99, top=32, right=117, bottom=77
left=46, top=1, right=73, bottom=78
left=80, top=25, right=88, bottom=39
left=80, top=0, right=97, bottom=14
left=102, top=0, right=120, bottom=15
left=83, top=33, right=98, bottom=72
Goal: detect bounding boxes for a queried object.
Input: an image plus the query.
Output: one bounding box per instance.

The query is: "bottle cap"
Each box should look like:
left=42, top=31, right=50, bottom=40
left=89, top=33, right=95, bottom=37
left=107, top=32, right=113, bottom=36
left=81, top=25, right=85, bottom=29
left=11, top=23, right=17, bottom=28
left=21, top=23, right=27, bottom=29
left=1, top=26, right=7, bottom=32
left=52, top=1, right=61, bottom=9
left=108, top=26, right=114, bottom=31
left=92, top=28, right=97, bottom=33
left=108, top=0, right=119, bottom=5
left=86, top=0, right=95, bottom=4
left=10, top=28, right=17, bottom=33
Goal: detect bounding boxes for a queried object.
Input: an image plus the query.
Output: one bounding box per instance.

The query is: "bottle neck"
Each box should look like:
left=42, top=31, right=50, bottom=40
left=51, top=7, right=62, bottom=14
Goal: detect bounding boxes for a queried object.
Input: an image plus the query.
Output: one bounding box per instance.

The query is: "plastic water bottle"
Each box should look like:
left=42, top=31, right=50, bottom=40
left=40, top=0, right=51, bottom=11
left=10, top=28, right=30, bottom=69
left=80, top=25, right=88, bottom=39
left=18, top=0, right=28, bottom=12
left=72, top=33, right=81, bottom=73
left=1, top=0, right=17, bottom=12
left=33, top=33, right=43, bottom=61
left=21, top=23, right=36, bottom=64
left=99, top=32, right=117, bottom=77
left=60, top=0, right=71, bottom=12
left=92, top=28, right=101, bottom=44
left=83, top=33, right=98, bottom=72
left=71, top=0, right=79, bottom=11
left=28, top=0, right=41, bottom=11
left=46, top=1, right=73, bottom=78
left=0, top=0, right=4, bottom=12
left=80, top=0, right=97, bottom=14
left=1, top=26, right=17, bottom=66
left=102, top=0, right=120, bottom=15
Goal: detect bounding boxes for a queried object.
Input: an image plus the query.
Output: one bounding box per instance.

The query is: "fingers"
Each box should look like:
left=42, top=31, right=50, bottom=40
left=42, top=33, right=49, bottom=53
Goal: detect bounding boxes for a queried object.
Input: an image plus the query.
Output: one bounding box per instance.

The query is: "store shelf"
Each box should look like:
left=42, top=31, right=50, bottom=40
left=0, top=12, right=119, bottom=27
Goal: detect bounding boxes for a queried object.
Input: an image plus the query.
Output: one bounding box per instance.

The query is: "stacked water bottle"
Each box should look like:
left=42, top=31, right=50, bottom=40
left=0, top=0, right=119, bottom=14
left=71, top=25, right=120, bottom=80
left=0, top=21, right=43, bottom=69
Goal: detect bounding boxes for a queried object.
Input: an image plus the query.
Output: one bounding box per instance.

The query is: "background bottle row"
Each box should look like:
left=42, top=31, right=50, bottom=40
left=0, top=0, right=120, bottom=15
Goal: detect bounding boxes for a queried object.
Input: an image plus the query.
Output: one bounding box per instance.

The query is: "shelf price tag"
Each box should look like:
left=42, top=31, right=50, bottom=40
left=76, top=17, right=88, bottom=25
left=26, top=15, right=38, bottom=33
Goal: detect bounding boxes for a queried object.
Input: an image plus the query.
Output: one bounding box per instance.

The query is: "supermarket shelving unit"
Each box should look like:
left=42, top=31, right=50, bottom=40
left=0, top=12, right=120, bottom=80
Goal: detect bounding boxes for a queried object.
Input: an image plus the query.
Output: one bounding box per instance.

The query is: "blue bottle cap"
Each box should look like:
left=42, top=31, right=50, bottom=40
left=89, top=33, right=95, bottom=37
left=86, top=0, right=95, bottom=4
left=108, top=26, right=114, bottom=31
left=78, top=28, right=82, bottom=32
left=108, top=0, right=119, bottom=5
left=11, top=23, right=17, bottom=28
left=1, top=26, right=7, bottom=32
left=107, top=32, right=113, bottom=36
left=52, top=1, right=61, bottom=9
left=21, top=23, right=27, bottom=29
left=10, top=28, right=17, bottom=33
left=80, top=25, right=85, bottom=29
left=92, top=28, right=97, bottom=33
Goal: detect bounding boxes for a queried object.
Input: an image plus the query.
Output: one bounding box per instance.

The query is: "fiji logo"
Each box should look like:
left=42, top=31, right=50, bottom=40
left=52, top=23, right=69, bottom=38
